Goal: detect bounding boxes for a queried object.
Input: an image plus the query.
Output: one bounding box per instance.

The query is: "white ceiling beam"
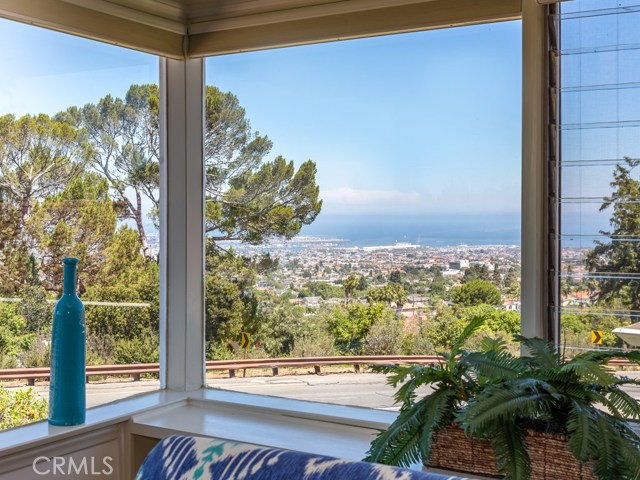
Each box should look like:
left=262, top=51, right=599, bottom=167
left=60, top=0, right=187, bottom=34
left=188, top=0, right=521, bottom=57
left=0, top=0, right=185, bottom=58
left=188, top=0, right=444, bottom=35
left=0, top=0, right=524, bottom=59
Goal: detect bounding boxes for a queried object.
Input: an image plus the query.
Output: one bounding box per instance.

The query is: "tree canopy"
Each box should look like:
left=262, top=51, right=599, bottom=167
left=586, top=157, right=640, bottom=310
left=451, top=279, right=501, bottom=307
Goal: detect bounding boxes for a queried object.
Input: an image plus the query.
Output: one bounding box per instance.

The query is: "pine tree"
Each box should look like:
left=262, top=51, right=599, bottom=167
left=586, top=157, right=640, bottom=310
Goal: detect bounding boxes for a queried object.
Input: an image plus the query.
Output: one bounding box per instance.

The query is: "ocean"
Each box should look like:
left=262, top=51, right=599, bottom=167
left=149, top=211, right=610, bottom=249
left=298, top=213, right=521, bottom=247
left=298, top=212, right=612, bottom=248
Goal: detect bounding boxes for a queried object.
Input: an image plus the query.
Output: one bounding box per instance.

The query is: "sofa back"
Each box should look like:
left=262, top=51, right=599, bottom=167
left=136, top=435, right=469, bottom=480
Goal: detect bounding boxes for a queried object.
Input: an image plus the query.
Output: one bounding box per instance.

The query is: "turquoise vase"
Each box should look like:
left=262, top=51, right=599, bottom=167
left=49, top=257, right=86, bottom=426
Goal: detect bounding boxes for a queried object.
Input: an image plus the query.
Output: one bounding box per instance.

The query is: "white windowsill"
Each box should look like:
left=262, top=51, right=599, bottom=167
left=0, top=387, right=498, bottom=477
left=0, top=388, right=397, bottom=459
left=0, top=389, right=187, bottom=455
left=130, top=388, right=398, bottom=461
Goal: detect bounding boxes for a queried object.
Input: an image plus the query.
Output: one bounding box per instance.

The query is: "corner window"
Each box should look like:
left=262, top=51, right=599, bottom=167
left=203, top=22, right=522, bottom=408
left=0, top=19, right=160, bottom=430
left=558, top=0, right=640, bottom=350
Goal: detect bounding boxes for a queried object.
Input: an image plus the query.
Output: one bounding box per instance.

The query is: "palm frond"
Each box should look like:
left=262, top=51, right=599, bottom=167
left=560, top=357, right=617, bottom=387
left=601, top=386, right=640, bottom=420
left=615, top=422, right=640, bottom=479
left=479, top=336, right=508, bottom=353
left=489, top=420, right=531, bottom=480
left=576, top=350, right=629, bottom=364
left=592, top=411, right=625, bottom=479
left=388, top=365, right=426, bottom=388
left=450, top=315, right=486, bottom=360
left=417, top=389, right=456, bottom=464
left=367, top=389, right=455, bottom=468
left=393, top=366, right=444, bottom=407
left=515, top=335, right=560, bottom=370
left=465, top=349, right=522, bottom=381
left=613, top=375, right=640, bottom=387
left=461, top=381, right=553, bottom=435
left=566, top=402, right=597, bottom=462
left=366, top=396, right=429, bottom=466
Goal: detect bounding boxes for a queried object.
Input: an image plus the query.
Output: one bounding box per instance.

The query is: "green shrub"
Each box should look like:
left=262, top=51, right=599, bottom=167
left=327, top=303, right=395, bottom=353
left=84, top=286, right=156, bottom=341
left=20, top=337, right=50, bottom=368
left=451, top=279, right=501, bottom=306
left=0, top=387, right=48, bottom=430
left=0, top=355, right=18, bottom=369
left=113, top=332, right=158, bottom=364
left=404, top=330, right=435, bottom=355
left=86, top=335, right=114, bottom=365
left=0, top=302, right=34, bottom=358
left=290, top=330, right=336, bottom=358
left=364, top=316, right=404, bottom=355
left=206, top=340, right=236, bottom=361
left=18, top=286, right=52, bottom=334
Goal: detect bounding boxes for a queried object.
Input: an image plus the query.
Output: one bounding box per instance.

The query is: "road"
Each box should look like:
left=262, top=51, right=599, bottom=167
left=18, top=373, right=418, bottom=409
left=13, top=370, right=640, bottom=410
left=208, top=373, right=413, bottom=410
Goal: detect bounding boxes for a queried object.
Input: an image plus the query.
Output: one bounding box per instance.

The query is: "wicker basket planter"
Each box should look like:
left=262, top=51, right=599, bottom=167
left=427, top=425, right=597, bottom=480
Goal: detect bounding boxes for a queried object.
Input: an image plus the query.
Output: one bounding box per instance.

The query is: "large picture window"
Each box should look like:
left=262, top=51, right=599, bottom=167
left=558, top=0, right=640, bottom=349
left=203, top=22, right=522, bottom=408
left=0, top=19, right=160, bottom=429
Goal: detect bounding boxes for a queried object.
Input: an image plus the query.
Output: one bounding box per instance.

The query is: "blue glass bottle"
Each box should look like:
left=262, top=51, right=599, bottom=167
left=49, top=257, right=86, bottom=426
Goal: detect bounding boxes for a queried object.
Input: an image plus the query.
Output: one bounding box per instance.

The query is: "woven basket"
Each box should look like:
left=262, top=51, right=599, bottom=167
left=427, top=425, right=597, bottom=480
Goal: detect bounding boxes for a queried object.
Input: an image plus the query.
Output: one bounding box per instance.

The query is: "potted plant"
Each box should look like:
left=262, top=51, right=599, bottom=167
left=365, top=316, right=640, bottom=480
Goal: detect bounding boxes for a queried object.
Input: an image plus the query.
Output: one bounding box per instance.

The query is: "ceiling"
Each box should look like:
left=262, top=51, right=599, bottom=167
left=0, top=0, right=522, bottom=58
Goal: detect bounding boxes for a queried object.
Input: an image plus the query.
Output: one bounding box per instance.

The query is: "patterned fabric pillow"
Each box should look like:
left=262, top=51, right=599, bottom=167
left=136, top=435, right=469, bottom=480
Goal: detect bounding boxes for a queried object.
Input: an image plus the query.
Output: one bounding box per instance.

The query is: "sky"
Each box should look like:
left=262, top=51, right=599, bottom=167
left=0, top=17, right=523, bottom=226
left=207, top=23, right=523, bottom=217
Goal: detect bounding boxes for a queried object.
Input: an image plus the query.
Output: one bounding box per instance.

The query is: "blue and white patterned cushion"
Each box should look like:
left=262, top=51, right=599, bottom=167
left=135, top=435, right=469, bottom=480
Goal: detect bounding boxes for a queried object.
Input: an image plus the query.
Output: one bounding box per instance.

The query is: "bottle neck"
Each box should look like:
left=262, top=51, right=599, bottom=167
left=63, top=263, right=77, bottom=295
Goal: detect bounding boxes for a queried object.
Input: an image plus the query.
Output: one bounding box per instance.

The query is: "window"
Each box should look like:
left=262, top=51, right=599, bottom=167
left=203, top=22, right=522, bottom=409
left=0, top=19, right=160, bottom=429
left=558, top=0, right=640, bottom=350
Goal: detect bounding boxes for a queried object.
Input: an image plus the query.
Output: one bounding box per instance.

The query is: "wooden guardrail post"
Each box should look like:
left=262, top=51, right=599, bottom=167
left=314, top=366, right=321, bottom=374
left=353, top=364, right=361, bottom=373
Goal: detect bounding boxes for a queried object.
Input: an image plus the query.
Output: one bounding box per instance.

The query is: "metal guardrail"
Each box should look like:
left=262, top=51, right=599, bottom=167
left=2, top=355, right=636, bottom=386
left=0, top=297, right=150, bottom=307
left=0, top=355, right=445, bottom=386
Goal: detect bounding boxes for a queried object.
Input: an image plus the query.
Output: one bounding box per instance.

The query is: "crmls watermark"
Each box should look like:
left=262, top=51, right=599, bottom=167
left=32, top=456, right=114, bottom=476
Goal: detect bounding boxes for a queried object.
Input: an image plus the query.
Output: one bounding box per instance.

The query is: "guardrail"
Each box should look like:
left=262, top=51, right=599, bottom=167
left=1, top=355, right=636, bottom=386
left=0, top=355, right=445, bottom=386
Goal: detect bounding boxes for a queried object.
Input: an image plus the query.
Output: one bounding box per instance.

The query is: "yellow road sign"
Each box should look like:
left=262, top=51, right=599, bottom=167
left=591, top=330, right=603, bottom=345
left=240, top=332, right=251, bottom=349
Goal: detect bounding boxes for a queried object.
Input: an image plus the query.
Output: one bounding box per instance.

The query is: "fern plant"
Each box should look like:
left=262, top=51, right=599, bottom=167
left=366, top=315, right=640, bottom=480
left=365, top=315, right=487, bottom=467
left=460, top=336, right=640, bottom=480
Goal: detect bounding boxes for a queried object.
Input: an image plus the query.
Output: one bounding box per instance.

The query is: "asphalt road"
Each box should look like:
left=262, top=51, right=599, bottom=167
left=17, top=372, right=418, bottom=409
left=13, top=370, right=640, bottom=410
left=208, top=373, right=412, bottom=410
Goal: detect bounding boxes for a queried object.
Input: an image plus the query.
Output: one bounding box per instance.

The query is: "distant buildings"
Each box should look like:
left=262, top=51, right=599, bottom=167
left=449, top=259, right=470, bottom=270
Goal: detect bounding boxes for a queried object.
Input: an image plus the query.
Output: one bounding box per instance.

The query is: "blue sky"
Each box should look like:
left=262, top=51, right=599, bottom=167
left=0, top=17, right=522, bottom=221
left=207, top=22, right=522, bottom=216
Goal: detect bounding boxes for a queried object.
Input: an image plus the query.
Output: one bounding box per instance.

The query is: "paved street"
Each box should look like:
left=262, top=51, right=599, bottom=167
left=12, top=370, right=640, bottom=410
left=17, top=372, right=420, bottom=409
left=208, top=373, right=411, bottom=410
